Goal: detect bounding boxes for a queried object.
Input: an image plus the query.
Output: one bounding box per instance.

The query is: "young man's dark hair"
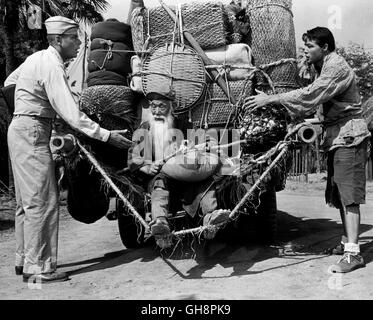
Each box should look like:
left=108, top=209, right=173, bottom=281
left=302, top=27, right=336, bottom=52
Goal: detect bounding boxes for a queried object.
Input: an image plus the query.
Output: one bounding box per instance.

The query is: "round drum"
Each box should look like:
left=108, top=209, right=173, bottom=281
left=141, top=43, right=206, bottom=114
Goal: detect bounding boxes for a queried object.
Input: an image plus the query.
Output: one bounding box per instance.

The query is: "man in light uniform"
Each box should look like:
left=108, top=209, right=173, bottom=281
left=6, top=16, right=133, bottom=283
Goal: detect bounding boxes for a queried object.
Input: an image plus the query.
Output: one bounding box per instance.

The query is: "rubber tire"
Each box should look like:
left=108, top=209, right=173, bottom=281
left=117, top=199, right=146, bottom=249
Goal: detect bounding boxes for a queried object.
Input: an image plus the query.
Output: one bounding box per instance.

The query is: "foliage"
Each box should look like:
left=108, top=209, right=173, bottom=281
left=0, top=0, right=109, bottom=76
left=337, top=43, right=373, bottom=102
left=297, top=43, right=373, bottom=101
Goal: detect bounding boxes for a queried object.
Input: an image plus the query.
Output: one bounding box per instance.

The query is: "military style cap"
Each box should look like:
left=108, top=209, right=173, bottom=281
left=45, top=16, right=79, bottom=35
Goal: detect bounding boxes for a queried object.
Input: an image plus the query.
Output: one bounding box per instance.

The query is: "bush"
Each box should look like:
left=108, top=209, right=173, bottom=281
left=337, top=43, right=373, bottom=102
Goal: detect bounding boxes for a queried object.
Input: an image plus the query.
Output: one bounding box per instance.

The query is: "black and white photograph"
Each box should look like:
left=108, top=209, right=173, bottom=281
left=0, top=0, right=373, bottom=306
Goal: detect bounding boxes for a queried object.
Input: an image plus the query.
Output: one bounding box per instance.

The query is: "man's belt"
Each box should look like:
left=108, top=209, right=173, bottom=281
left=13, top=114, right=54, bottom=123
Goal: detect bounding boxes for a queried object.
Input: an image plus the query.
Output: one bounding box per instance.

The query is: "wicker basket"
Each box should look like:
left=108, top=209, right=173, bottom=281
left=141, top=43, right=206, bottom=114
left=80, top=85, right=136, bottom=131
left=131, top=2, right=227, bottom=52
left=246, top=0, right=299, bottom=90
left=185, top=79, right=253, bottom=128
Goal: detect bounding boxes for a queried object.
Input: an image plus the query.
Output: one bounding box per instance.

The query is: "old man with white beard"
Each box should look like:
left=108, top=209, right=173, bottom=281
left=128, top=87, right=230, bottom=249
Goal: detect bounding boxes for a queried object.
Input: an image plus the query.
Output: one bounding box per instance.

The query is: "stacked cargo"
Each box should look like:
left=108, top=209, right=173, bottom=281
left=81, top=20, right=136, bottom=132
left=130, top=1, right=255, bottom=128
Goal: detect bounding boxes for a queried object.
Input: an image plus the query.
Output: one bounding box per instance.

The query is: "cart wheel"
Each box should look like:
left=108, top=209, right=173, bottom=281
left=117, top=199, right=145, bottom=249
left=256, top=186, right=278, bottom=243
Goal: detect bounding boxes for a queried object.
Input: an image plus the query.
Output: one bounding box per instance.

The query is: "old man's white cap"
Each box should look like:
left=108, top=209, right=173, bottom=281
left=45, top=16, right=79, bottom=35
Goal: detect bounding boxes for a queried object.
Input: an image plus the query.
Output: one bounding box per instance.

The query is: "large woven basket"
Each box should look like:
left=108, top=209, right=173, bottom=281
left=185, top=79, right=253, bottom=128
left=131, top=2, right=227, bottom=52
left=141, top=43, right=206, bottom=114
left=80, top=85, right=136, bottom=131
left=246, top=0, right=299, bottom=92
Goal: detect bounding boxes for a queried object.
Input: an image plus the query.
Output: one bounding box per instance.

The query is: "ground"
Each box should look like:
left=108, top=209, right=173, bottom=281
left=1, top=174, right=373, bottom=300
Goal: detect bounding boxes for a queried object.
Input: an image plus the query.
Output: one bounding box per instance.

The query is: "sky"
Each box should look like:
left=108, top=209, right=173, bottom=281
left=103, top=0, right=373, bottom=50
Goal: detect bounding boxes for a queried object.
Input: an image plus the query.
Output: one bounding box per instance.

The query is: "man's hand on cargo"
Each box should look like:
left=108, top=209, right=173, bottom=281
left=108, top=131, right=134, bottom=149
left=245, top=89, right=277, bottom=111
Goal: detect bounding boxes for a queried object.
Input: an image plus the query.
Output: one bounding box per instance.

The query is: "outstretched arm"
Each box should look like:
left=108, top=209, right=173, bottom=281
left=245, top=63, right=355, bottom=122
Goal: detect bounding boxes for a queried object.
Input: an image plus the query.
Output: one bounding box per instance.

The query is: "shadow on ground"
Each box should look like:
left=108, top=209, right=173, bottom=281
left=38, top=210, right=373, bottom=279
left=60, top=244, right=159, bottom=277
left=160, top=210, right=373, bottom=279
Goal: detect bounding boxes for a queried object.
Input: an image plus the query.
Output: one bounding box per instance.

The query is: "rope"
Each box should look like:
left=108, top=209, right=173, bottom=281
left=171, top=120, right=313, bottom=238
left=140, top=71, right=206, bottom=85
left=173, top=143, right=289, bottom=237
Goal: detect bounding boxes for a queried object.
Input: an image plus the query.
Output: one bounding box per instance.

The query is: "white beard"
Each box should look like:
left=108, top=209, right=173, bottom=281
left=149, top=114, right=174, bottom=161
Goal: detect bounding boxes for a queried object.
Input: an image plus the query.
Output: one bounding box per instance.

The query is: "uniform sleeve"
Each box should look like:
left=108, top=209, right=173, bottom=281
left=43, top=65, right=110, bottom=142
left=273, top=63, right=355, bottom=121
left=4, top=65, right=22, bottom=86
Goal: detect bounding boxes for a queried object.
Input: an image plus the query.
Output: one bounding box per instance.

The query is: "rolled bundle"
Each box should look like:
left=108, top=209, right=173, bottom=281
left=64, top=156, right=109, bottom=224
left=246, top=0, right=299, bottom=92
left=80, top=85, right=136, bottom=131
left=188, top=79, right=253, bottom=128
left=87, top=70, right=127, bottom=87
left=91, top=21, right=133, bottom=47
left=89, top=21, right=134, bottom=84
left=131, top=2, right=227, bottom=52
left=205, top=44, right=254, bottom=81
left=88, top=43, right=133, bottom=77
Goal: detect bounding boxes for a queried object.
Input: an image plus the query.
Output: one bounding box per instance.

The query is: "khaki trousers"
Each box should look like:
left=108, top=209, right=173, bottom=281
left=7, top=115, right=59, bottom=274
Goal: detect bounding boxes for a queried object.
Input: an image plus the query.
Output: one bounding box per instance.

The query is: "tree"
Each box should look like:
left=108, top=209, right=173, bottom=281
left=0, top=0, right=109, bottom=77
left=337, top=43, right=373, bottom=102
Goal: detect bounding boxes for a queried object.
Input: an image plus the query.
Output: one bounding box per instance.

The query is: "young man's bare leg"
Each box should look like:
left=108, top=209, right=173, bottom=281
left=344, top=204, right=360, bottom=244
left=331, top=204, right=365, bottom=273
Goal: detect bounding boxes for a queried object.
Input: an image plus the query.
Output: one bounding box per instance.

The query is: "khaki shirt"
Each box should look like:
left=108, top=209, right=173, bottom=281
left=5, top=46, right=110, bottom=142
left=274, top=51, right=370, bottom=151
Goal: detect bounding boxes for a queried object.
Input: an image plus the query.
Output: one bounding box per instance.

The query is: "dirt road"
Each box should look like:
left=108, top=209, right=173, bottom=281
left=1, top=192, right=373, bottom=300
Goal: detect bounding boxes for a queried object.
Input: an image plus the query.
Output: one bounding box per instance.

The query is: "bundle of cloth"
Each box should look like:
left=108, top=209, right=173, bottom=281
left=88, top=20, right=134, bottom=87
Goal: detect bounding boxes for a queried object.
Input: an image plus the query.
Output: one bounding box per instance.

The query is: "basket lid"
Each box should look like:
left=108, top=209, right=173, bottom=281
left=141, top=43, right=206, bottom=114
